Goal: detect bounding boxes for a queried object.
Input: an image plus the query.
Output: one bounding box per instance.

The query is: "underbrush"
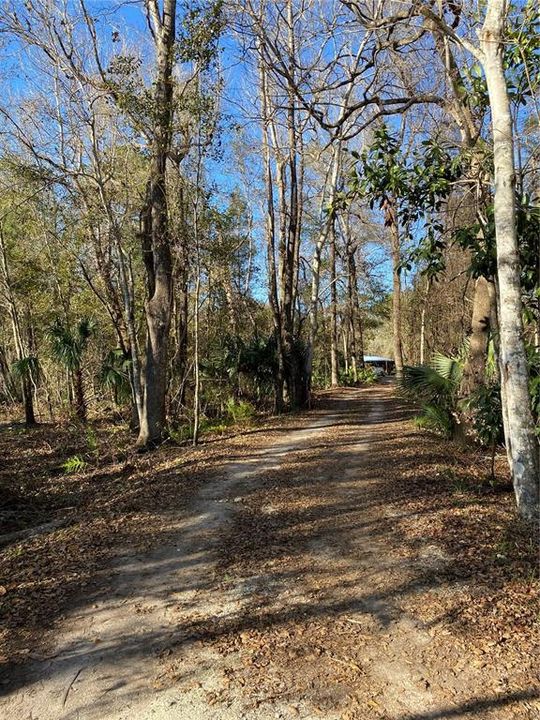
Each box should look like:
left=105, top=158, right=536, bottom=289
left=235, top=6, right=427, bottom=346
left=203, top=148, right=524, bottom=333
left=169, top=398, right=257, bottom=443
left=339, top=366, right=378, bottom=386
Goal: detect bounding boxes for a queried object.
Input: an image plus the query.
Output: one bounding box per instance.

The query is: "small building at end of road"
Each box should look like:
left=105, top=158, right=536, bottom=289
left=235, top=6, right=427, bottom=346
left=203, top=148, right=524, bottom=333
left=363, top=356, right=395, bottom=374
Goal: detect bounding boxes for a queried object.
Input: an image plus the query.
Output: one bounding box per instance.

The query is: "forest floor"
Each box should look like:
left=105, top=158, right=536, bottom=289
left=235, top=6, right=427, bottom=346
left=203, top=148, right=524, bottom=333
left=0, top=382, right=538, bottom=720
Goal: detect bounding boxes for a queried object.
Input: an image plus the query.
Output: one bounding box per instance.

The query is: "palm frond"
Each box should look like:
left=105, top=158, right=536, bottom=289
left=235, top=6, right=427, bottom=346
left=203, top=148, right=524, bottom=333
left=401, top=353, right=463, bottom=441
left=99, top=348, right=131, bottom=403
left=401, top=364, right=454, bottom=403
left=77, top=317, right=95, bottom=343
left=414, top=404, right=455, bottom=438
left=12, top=355, right=39, bottom=380
left=431, top=352, right=462, bottom=387
left=47, top=317, right=95, bottom=370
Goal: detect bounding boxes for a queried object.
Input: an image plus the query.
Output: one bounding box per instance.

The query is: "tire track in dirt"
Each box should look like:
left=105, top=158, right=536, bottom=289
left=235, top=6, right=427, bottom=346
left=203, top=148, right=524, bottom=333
left=169, top=384, right=444, bottom=720
left=2, top=383, right=537, bottom=720
left=0, top=395, right=348, bottom=719
left=161, top=383, right=538, bottom=720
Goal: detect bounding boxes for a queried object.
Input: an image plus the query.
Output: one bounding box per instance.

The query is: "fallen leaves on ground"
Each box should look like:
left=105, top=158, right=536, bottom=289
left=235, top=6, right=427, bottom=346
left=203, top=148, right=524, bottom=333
left=0, top=388, right=538, bottom=720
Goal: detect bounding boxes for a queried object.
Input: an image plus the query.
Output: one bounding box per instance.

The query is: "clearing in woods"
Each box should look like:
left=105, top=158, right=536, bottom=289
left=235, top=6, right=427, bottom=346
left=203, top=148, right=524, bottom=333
left=1, top=383, right=538, bottom=719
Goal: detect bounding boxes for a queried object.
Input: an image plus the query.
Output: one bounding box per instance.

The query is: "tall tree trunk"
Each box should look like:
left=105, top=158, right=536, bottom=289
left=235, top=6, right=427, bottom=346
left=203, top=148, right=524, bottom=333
left=356, top=309, right=365, bottom=370
left=222, top=267, right=238, bottom=337
left=257, top=3, right=307, bottom=409
left=481, top=0, right=539, bottom=519
left=116, top=240, right=143, bottom=429
left=0, top=226, right=36, bottom=426
left=191, top=132, right=204, bottom=445
left=460, top=276, right=493, bottom=396
left=342, top=327, right=349, bottom=375
left=457, top=276, right=494, bottom=441
left=192, top=273, right=201, bottom=445
left=305, top=235, right=323, bottom=400
left=136, top=0, right=177, bottom=447
left=171, top=185, right=190, bottom=415
left=259, top=52, right=284, bottom=412
left=281, top=0, right=304, bottom=409
left=305, top=148, right=341, bottom=402
left=350, top=245, right=365, bottom=370
left=174, top=270, right=189, bottom=410
left=419, top=277, right=432, bottom=366
left=384, top=195, right=404, bottom=376
left=329, top=224, right=339, bottom=386
left=0, top=345, right=17, bottom=403
left=346, top=240, right=358, bottom=383
left=22, top=373, right=36, bottom=426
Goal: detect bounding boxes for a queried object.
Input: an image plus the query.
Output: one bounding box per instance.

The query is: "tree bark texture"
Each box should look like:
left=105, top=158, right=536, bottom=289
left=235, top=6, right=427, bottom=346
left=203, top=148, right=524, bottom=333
left=136, top=0, right=177, bottom=447
left=481, top=0, right=539, bottom=519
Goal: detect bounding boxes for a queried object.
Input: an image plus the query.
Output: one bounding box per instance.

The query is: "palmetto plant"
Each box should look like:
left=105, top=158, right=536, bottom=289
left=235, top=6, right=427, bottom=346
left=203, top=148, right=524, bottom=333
left=11, top=355, right=40, bottom=381
left=48, top=317, right=95, bottom=421
left=401, top=353, right=463, bottom=438
left=100, top=348, right=132, bottom=406
left=202, top=333, right=278, bottom=404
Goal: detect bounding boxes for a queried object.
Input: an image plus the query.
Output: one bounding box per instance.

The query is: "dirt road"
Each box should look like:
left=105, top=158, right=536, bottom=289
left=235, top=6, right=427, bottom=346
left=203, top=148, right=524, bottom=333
left=2, top=383, right=538, bottom=719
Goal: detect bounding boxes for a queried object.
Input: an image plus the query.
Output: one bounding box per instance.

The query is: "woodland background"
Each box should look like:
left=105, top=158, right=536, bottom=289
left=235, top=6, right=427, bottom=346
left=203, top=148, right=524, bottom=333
left=0, top=0, right=538, bottom=517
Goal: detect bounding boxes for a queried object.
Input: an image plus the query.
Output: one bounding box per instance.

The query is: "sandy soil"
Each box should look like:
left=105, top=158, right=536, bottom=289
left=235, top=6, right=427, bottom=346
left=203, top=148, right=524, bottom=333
left=1, top=382, right=538, bottom=719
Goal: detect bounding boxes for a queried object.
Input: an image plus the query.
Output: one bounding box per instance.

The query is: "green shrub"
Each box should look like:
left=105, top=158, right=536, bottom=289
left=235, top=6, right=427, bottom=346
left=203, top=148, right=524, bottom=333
left=12, top=355, right=40, bottom=382
left=200, top=419, right=229, bottom=434
left=338, top=368, right=354, bottom=386
left=201, top=333, right=278, bottom=406
left=527, top=343, right=540, bottom=436
left=357, top=366, right=377, bottom=384
left=99, top=348, right=132, bottom=405
left=225, top=398, right=255, bottom=423
left=401, top=355, right=461, bottom=407
left=339, top=366, right=377, bottom=386
left=413, top=404, right=455, bottom=438
left=463, top=383, right=503, bottom=448
left=169, top=424, right=193, bottom=443
left=401, top=353, right=462, bottom=438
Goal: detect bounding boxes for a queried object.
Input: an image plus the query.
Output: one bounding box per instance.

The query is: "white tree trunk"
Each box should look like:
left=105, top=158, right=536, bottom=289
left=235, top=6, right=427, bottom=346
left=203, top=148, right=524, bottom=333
left=329, top=223, right=339, bottom=386
left=481, top=0, right=539, bottom=519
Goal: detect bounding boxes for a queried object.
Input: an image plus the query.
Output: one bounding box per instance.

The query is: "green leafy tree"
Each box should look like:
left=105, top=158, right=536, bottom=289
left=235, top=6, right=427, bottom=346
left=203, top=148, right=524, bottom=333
left=348, top=126, right=461, bottom=375
left=48, top=318, right=95, bottom=421
left=100, top=348, right=133, bottom=407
